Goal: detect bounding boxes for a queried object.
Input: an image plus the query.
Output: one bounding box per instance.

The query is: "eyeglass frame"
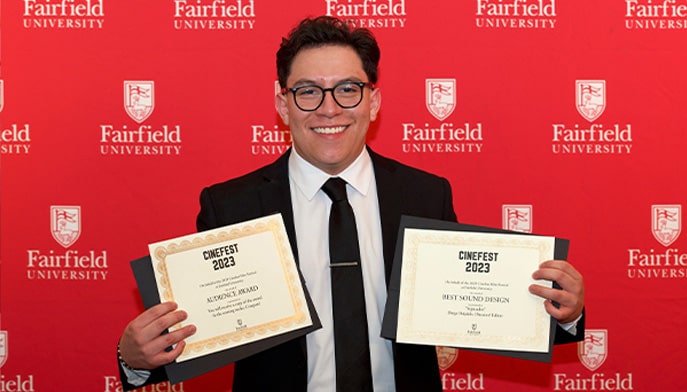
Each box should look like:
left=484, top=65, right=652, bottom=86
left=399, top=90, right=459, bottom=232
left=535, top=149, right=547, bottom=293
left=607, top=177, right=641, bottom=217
left=280, top=81, right=375, bottom=112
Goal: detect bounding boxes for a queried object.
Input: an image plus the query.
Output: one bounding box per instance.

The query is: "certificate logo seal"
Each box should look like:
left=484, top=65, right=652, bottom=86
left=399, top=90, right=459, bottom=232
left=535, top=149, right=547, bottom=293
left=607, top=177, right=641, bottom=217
left=578, top=329, right=607, bottom=371
left=576, top=80, right=606, bottom=122
left=426, top=79, right=456, bottom=121
left=652, top=205, right=681, bottom=247
left=124, top=81, right=155, bottom=123
left=51, top=206, right=81, bottom=248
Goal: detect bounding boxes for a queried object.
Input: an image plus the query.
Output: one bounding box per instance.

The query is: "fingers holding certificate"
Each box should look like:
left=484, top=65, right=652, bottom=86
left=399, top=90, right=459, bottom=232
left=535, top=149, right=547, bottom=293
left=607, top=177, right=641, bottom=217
left=530, top=259, right=585, bottom=324
left=119, top=302, right=195, bottom=370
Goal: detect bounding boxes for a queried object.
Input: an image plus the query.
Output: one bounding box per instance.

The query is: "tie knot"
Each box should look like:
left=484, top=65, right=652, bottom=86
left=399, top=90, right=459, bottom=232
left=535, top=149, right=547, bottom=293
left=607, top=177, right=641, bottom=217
left=322, top=177, right=348, bottom=202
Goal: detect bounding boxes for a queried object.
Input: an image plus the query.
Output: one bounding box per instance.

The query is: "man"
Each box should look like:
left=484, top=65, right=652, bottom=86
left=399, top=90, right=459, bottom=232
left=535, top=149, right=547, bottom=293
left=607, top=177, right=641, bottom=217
left=118, top=16, right=585, bottom=391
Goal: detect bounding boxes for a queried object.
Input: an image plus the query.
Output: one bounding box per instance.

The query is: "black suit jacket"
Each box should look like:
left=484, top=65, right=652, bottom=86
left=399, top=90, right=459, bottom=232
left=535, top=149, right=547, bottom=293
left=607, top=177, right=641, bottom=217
left=121, top=148, right=584, bottom=391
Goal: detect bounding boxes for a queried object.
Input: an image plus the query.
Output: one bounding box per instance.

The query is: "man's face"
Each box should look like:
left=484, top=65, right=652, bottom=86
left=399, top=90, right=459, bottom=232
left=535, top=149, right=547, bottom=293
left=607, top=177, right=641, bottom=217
left=276, top=45, right=381, bottom=175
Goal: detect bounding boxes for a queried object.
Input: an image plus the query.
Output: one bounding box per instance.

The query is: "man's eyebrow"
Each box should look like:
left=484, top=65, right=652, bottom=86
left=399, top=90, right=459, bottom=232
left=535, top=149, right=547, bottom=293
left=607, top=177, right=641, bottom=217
left=290, top=79, right=317, bottom=86
left=290, top=77, right=365, bottom=87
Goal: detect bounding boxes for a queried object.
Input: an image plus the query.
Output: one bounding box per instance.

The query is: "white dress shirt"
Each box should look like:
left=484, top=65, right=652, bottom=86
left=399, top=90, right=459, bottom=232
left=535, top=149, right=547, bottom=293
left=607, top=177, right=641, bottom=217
left=288, top=147, right=396, bottom=392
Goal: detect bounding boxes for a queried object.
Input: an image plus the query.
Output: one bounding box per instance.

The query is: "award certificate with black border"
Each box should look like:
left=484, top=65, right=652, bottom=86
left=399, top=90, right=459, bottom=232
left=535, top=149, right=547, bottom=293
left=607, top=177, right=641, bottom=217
left=131, top=213, right=321, bottom=384
left=382, top=216, right=568, bottom=362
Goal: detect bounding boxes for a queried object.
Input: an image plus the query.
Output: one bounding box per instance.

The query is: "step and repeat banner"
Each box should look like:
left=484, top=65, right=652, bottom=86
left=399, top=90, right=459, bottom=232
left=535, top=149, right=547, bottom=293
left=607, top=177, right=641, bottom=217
left=1, top=1, right=686, bottom=391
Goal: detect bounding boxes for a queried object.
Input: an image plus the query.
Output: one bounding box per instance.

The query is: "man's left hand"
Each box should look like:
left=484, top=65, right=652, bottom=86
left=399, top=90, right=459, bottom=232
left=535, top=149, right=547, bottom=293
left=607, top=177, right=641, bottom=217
left=529, top=260, right=585, bottom=324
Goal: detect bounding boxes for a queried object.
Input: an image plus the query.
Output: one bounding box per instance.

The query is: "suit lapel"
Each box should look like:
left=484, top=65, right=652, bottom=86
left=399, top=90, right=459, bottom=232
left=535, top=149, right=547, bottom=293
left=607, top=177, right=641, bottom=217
left=256, top=150, right=299, bottom=263
left=255, top=149, right=309, bottom=363
left=369, top=149, right=403, bottom=287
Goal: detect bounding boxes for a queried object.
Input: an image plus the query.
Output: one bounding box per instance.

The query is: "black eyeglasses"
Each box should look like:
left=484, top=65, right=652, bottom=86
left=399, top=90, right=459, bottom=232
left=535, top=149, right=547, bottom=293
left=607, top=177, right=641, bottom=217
left=281, top=81, right=375, bottom=112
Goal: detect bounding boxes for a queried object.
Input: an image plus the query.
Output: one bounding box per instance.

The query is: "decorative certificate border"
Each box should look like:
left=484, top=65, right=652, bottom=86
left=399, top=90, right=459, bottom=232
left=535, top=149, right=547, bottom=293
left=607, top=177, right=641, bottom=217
left=149, top=214, right=310, bottom=361
left=397, top=229, right=554, bottom=353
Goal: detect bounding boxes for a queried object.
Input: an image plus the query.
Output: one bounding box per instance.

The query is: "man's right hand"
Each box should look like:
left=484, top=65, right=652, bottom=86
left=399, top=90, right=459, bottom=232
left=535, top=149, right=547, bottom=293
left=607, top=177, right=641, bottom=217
left=119, top=302, right=197, bottom=369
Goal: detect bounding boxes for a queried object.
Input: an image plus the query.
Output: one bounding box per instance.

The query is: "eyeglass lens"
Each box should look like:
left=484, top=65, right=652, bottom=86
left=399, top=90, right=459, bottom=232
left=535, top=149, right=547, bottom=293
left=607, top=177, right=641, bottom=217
left=293, top=82, right=365, bottom=111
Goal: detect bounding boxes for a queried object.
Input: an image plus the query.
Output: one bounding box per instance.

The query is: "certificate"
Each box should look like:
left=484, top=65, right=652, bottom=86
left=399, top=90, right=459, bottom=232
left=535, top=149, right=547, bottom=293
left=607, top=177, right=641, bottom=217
left=382, top=216, right=567, bottom=362
left=131, top=213, right=321, bottom=384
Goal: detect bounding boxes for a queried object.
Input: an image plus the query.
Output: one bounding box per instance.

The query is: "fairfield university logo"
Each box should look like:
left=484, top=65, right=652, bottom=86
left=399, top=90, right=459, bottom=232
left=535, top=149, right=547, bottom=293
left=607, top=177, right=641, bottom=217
left=23, top=0, right=105, bottom=29
left=553, top=329, right=634, bottom=390
left=325, top=0, right=408, bottom=29
left=436, top=346, right=485, bottom=390
left=104, top=378, right=185, bottom=392
left=652, top=205, right=681, bottom=247
left=625, top=0, right=687, bottom=30
left=426, top=79, right=456, bottom=121
left=0, top=79, right=32, bottom=155
left=551, top=79, right=632, bottom=155
left=51, top=206, right=81, bottom=248
left=475, top=0, right=558, bottom=29
left=627, top=204, right=685, bottom=280
left=0, top=330, right=35, bottom=391
left=576, top=80, right=605, bottom=122
left=99, top=80, right=182, bottom=156
left=401, top=78, right=484, bottom=154
left=124, top=81, right=154, bottom=123
left=503, top=205, right=532, bottom=233
left=173, top=0, right=256, bottom=30
left=26, top=206, right=109, bottom=281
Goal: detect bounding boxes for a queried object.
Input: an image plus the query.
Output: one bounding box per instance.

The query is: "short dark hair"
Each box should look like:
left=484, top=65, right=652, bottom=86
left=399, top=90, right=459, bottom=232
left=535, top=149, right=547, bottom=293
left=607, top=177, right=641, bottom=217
left=276, top=16, right=381, bottom=88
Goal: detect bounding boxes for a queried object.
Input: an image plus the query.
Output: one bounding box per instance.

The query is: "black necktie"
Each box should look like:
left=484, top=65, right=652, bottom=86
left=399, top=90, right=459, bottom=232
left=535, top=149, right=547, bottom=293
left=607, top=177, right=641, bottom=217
left=321, top=177, right=373, bottom=392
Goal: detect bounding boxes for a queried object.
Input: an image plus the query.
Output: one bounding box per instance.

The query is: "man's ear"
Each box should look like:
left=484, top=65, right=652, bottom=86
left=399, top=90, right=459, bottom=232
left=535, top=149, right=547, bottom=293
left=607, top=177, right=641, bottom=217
left=275, top=91, right=289, bottom=125
left=369, top=87, right=381, bottom=122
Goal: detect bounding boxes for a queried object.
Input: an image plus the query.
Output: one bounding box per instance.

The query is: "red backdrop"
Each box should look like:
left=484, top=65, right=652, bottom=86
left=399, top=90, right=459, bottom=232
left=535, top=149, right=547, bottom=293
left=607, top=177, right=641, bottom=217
left=1, top=1, right=686, bottom=391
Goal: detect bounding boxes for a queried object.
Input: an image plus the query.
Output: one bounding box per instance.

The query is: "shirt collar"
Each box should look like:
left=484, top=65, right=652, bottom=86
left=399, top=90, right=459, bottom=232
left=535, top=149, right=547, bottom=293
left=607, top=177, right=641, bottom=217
left=288, top=147, right=372, bottom=201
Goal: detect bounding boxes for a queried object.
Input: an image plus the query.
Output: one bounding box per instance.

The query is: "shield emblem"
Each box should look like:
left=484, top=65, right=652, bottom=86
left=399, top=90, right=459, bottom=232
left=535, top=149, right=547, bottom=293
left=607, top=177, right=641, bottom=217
left=0, top=331, right=7, bottom=368
left=436, top=346, right=458, bottom=371
left=578, top=329, right=607, bottom=371
left=426, top=79, right=456, bottom=121
left=652, top=205, right=681, bottom=247
left=124, top=81, right=155, bottom=123
left=0, top=79, right=4, bottom=112
left=503, top=205, right=532, bottom=233
left=51, top=206, right=81, bottom=248
left=576, top=80, right=605, bottom=122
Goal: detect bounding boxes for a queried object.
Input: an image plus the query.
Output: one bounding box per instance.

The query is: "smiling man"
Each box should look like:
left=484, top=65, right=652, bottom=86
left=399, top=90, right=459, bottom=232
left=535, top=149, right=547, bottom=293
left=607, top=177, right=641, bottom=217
left=117, top=16, right=585, bottom=392
left=276, top=43, right=380, bottom=175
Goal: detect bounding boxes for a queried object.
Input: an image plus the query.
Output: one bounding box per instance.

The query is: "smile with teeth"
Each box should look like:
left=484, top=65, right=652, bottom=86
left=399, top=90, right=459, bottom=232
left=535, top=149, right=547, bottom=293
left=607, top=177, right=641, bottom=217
left=312, top=125, right=347, bottom=134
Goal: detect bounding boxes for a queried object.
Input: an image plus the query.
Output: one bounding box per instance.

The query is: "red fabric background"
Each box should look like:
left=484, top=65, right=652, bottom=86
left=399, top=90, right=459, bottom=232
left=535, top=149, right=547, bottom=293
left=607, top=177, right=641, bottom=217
left=1, top=1, right=685, bottom=390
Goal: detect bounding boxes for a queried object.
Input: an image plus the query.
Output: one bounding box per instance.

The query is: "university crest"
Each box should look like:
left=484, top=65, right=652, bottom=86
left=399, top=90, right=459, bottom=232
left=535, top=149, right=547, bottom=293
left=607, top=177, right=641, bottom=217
left=652, top=205, right=681, bottom=247
left=436, top=346, right=458, bottom=371
left=503, top=205, right=532, bottom=233
left=576, top=80, right=605, bottom=122
left=0, top=331, right=7, bottom=368
left=426, top=79, right=456, bottom=121
left=578, top=329, right=607, bottom=371
left=51, top=206, right=81, bottom=248
left=124, top=81, right=155, bottom=123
